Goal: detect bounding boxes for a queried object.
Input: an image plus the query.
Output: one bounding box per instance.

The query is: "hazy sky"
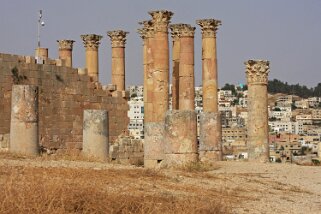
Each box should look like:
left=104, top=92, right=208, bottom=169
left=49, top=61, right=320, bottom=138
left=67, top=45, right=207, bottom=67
left=1, top=0, right=320, bottom=87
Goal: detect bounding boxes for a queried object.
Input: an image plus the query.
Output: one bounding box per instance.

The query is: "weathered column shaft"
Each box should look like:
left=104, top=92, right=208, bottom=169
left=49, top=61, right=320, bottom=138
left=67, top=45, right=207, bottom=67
left=149, top=10, right=173, bottom=122
left=169, top=24, right=183, bottom=110
left=196, top=19, right=221, bottom=113
left=197, top=19, right=222, bottom=162
left=245, top=60, right=270, bottom=162
left=35, top=47, right=48, bottom=59
left=178, top=25, right=195, bottom=111
left=83, top=110, right=109, bottom=161
left=81, top=34, right=102, bottom=82
left=139, top=21, right=154, bottom=123
left=10, top=85, right=39, bottom=156
left=57, top=40, right=75, bottom=67
left=107, top=30, right=128, bottom=91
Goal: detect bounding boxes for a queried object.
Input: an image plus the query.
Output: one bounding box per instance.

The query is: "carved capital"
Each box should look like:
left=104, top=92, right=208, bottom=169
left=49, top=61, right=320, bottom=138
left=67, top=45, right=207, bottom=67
left=57, top=40, right=75, bottom=50
left=245, top=60, right=270, bottom=85
left=196, top=19, right=221, bottom=38
left=137, top=28, right=147, bottom=40
left=80, top=34, right=103, bottom=50
left=169, top=23, right=186, bottom=40
left=149, top=10, right=173, bottom=33
left=107, top=30, right=129, bottom=48
left=178, top=24, right=195, bottom=37
left=139, top=20, right=154, bottom=38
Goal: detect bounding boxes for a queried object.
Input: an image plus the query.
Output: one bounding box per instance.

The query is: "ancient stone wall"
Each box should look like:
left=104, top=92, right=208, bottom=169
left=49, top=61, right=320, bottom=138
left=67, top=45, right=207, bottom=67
left=0, top=53, right=129, bottom=153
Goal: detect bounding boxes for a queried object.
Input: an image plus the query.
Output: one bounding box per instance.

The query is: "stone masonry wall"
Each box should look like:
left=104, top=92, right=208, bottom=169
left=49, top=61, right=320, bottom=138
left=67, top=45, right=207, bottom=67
left=0, top=53, right=129, bottom=153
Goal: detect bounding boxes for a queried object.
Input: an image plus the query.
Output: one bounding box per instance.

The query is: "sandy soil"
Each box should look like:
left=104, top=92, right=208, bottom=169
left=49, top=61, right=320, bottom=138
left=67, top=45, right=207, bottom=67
left=0, top=155, right=320, bottom=214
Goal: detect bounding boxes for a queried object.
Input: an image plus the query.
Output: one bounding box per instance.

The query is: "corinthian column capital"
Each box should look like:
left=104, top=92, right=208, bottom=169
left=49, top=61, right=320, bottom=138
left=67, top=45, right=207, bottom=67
left=196, top=19, right=221, bottom=38
left=245, top=60, right=270, bottom=85
left=139, top=20, right=155, bottom=38
left=149, top=10, right=173, bottom=33
left=169, top=24, right=185, bottom=40
left=107, top=30, right=129, bottom=48
left=178, top=24, right=196, bottom=37
left=57, top=40, right=75, bottom=50
left=80, top=34, right=103, bottom=50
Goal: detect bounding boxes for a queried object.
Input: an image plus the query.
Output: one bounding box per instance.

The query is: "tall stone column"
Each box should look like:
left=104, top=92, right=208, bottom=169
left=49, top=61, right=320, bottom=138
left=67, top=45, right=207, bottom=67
left=138, top=20, right=155, bottom=123
left=107, top=30, right=129, bottom=92
left=178, top=24, right=195, bottom=110
left=196, top=19, right=223, bottom=162
left=80, top=34, right=103, bottom=82
left=57, top=40, right=75, bottom=67
left=169, top=24, right=184, bottom=110
left=149, top=10, right=173, bottom=122
left=83, top=110, right=109, bottom=161
left=245, top=60, right=270, bottom=162
left=10, top=85, right=39, bottom=156
left=196, top=19, right=221, bottom=112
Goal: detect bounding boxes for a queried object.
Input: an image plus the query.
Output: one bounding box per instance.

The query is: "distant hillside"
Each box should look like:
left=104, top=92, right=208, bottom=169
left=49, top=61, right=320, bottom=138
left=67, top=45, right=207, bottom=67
left=268, top=79, right=321, bottom=98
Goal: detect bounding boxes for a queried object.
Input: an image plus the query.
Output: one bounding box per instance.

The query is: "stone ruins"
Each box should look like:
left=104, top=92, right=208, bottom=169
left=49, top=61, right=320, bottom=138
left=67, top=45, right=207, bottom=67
left=0, top=10, right=270, bottom=167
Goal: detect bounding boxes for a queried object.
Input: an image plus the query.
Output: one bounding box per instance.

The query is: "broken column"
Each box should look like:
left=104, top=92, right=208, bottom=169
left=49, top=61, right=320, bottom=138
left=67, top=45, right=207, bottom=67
left=143, top=11, right=173, bottom=168
left=83, top=110, right=109, bottom=161
left=107, top=30, right=129, bottom=92
left=35, top=47, right=48, bottom=63
left=196, top=19, right=223, bottom=162
left=245, top=60, right=270, bottom=162
left=9, top=85, right=39, bottom=156
left=57, top=39, right=75, bottom=67
left=80, top=34, right=103, bottom=82
left=169, top=24, right=183, bottom=110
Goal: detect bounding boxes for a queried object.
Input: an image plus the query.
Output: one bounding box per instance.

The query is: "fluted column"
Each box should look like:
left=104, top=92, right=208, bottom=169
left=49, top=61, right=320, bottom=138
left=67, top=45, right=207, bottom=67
left=80, top=34, right=103, bottom=82
left=178, top=24, right=195, bottom=111
left=169, top=24, right=184, bottom=110
left=149, top=10, right=173, bottom=122
left=245, top=60, right=270, bottom=162
left=107, top=30, right=128, bottom=92
left=57, top=40, right=75, bottom=67
left=196, top=19, right=221, bottom=112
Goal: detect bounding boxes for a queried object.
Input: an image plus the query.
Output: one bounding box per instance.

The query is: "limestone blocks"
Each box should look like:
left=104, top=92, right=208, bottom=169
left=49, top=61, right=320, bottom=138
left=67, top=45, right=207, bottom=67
left=245, top=59, right=270, bottom=162
left=10, top=85, right=39, bottom=156
left=80, top=34, right=103, bottom=81
left=82, top=110, right=109, bottom=161
left=107, top=30, right=128, bottom=92
left=164, top=110, right=198, bottom=166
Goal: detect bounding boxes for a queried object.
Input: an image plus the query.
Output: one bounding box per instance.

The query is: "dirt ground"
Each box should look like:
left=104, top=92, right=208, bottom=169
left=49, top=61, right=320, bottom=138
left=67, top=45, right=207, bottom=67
left=0, top=154, right=320, bottom=214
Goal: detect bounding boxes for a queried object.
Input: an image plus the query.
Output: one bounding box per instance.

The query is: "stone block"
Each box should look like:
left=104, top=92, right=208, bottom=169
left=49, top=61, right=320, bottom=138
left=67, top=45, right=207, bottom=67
left=164, top=153, right=198, bottom=167
left=164, top=110, right=197, bottom=154
left=144, top=122, right=165, bottom=161
left=199, top=151, right=222, bottom=163
left=199, top=112, right=222, bottom=152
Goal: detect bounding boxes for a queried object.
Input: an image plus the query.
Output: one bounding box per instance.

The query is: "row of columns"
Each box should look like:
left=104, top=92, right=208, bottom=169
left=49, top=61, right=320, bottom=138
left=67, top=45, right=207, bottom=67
left=36, top=32, right=129, bottom=92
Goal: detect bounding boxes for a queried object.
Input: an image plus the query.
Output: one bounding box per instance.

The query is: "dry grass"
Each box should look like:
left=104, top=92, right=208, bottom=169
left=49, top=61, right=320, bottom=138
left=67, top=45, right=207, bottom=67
left=0, top=164, right=230, bottom=214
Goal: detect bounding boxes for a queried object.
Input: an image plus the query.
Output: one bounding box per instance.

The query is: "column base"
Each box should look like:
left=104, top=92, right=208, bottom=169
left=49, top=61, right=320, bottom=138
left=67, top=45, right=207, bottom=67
left=199, top=150, right=222, bottom=162
left=164, top=153, right=198, bottom=167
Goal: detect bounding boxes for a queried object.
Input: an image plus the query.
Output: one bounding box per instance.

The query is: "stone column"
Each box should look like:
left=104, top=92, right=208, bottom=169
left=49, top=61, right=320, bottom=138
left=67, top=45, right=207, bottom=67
left=80, top=34, right=103, bottom=82
left=10, top=85, right=39, bottom=156
left=107, top=30, right=129, bottom=92
left=178, top=24, right=195, bottom=111
left=245, top=60, right=270, bottom=162
left=57, top=40, right=75, bottom=67
left=149, top=10, right=173, bottom=122
left=196, top=19, right=221, bottom=112
left=35, top=47, right=48, bottom=60
left=138, top=23, right=153, bottom=123
left=196, top=19, right=222, bottom=162
left=169, top=24, right=183, bottom=110
left=83, top=110, right=109, bottom=161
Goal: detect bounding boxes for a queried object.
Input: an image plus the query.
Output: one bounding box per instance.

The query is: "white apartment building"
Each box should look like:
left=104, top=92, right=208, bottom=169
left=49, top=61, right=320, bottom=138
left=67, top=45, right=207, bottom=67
left=128, top=99, right=144, bottom=139
left=269, top=121, right=303, bottom=134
